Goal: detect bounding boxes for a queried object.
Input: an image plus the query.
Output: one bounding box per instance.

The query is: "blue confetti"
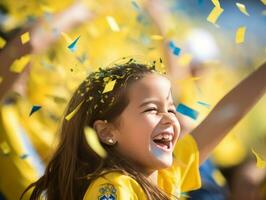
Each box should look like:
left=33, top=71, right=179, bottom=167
left=68, top=36, right=80, bottom=52
left=131, top=1, right=140, bottom=11
left=29, top=105, right=42, bottom=116
left=176, top=103, right=199, bottom=120
left=20, top=154, right=28, bottom=159
left=169, top=41, right=181, bottom=56
left=197, top=101, right=211, bottom=108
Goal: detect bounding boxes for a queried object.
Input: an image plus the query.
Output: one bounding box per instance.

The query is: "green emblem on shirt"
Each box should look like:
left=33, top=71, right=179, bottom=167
left=98, top=183, right=117, bottom=200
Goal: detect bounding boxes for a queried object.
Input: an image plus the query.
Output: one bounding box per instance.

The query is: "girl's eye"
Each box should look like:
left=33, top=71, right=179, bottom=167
left=144, top=108, right=157, bottom=113
left=168, top=109, right=177, bottom=115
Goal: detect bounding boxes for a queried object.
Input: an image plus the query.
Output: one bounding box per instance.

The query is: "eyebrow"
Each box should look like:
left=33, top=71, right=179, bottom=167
left=139, top=99, right=176, bottom=108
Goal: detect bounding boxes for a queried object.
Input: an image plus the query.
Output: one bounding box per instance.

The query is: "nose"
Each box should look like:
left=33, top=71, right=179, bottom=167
left=159, top=112, right=176, bottom=125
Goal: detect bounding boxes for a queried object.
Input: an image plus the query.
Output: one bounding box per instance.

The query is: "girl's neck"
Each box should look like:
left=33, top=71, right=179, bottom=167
left=146, top=170, right=158, bottom=185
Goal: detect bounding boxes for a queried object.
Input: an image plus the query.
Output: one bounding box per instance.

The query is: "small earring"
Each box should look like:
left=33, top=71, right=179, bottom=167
left=107, top=138, right=115, bottom=145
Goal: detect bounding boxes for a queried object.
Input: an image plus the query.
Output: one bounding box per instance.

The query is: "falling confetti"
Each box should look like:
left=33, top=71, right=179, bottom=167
left=106, top=16, right=120, bottom=32
left=0, top=36, right=6, bottom=48
left=150, top=35, right=163, bottom=40
left=102, top=79, right=116, bottom=93
left=68, top=36, right=80, bottom=52
left=9, top=55, right=31, bottom=73
left=84, top=126, right=107, bottom=158
left=197, top=101, right=211, bottom=108
left=176, top=103, right=199, bottom=120
left=65, top=100, right=84, bottom=121
left=61, top=32, right=72, bottom=43
left=236, top=2, right=250, bottom=16
left=207, top=6, right=224, bottom=25
left=169, top=41, right=181, bottom=56
left=29, top=105, right=42, bottom=116
left=0, top=76, right=3, bottom=84
left=261, top=0, right=266, bottom=5
left=211, top=0, right=221, bottom=7
left=235, top=26, right=246, bottom=44
left=0, top=141, right=10, bottom=155
left=20, top=32, right=30, bottom=44
left=20, top=154, right=29, bottom=159
left=252, top=149, right=266, bottom=169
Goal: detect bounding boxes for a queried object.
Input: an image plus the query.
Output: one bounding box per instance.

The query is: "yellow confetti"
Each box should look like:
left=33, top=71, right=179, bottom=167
left=235, top=26, right=246, bottom=44
left=236, top=2, right=250, bottom=16
left=61, top=32, right=72, bottom=44
left=0, top=141, right=11, bottom=155
left=9, top=55, right=31, bottom=73
left=252, top=149, right=266, bottom=169
left=178, top=54, right=192, bottom=67
left=0, top=77, right=3, bottom=84
left=40, top=4, right=55, bottom=13
left=84, top=126, right=107, bottom=158
left=212, top=170, right=226, bottom=186
left=150, top=35, right=163, bottom=40
left=102, top=79, right=116, bottom=93
left=211, top=0, right=221, bottom=8
left=0, top=36, right=6, bottom=48
left=207, top=6, right=224, bottom=25
left=20, top=32, right=30, bottom=44
left=261, top=0, right=266, bottom=5
left=65, top=100, right=84, bottom=121
left=106, top=16, right=120, bottom=32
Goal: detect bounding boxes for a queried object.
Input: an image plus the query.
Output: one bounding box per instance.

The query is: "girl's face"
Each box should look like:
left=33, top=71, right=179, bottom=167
left=113, top=73, right=181, bottom=172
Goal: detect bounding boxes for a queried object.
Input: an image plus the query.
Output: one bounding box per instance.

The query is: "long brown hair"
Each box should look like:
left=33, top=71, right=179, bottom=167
left=20, top=60, right=177, bottom=200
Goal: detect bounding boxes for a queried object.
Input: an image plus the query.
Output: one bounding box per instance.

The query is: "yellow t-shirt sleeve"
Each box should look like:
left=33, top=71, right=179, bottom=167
left=83, top=172, right=147, bottom=200
left=173, top=134, right=201, bottom=192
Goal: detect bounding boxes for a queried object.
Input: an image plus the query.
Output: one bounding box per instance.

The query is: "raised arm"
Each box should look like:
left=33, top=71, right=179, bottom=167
left=191, top=62, right=266, bottom=164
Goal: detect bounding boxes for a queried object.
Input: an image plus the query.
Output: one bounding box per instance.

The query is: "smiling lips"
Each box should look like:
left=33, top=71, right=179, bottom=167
left=152, top=132, right=174, bottom=151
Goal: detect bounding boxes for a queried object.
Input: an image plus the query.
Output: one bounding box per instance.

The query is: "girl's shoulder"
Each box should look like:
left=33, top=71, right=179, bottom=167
left=83, top=171, right=147, bottom=200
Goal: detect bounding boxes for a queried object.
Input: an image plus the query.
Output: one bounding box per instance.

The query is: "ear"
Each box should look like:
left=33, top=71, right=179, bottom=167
left=93, top=120, right=117, bottom=145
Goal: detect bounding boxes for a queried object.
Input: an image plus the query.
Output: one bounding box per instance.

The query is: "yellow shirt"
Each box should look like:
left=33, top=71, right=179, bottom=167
left=83, top=134, right=201, bottom=199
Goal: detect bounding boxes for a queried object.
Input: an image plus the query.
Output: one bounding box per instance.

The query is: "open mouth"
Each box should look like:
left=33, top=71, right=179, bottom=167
left=152, top=134, right=173, bottom=151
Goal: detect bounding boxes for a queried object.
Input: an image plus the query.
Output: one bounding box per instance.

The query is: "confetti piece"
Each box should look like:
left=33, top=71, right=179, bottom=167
left=235, top=26, right=246, bottom=44
left=0, top=76, right=3, bottom=84
left=106, top=16, right=120, bottom=32
left=0, top=36, right=6, bottom=48
left=252, top=149, right=266, bottom=169
left=9, top=55, right=31, bottom=73
left=102, top=80, right=116, bottom=93
left=40, top=4, right=55, bottom=13
left=197, top=101, right=211, bottom=108
left=61, top=32, right=72, bottom=43
left=131, top=1, right=141, bottom=11
left=176, top=103, right=199, bottom=120
left=84, top=126, right=107, bottom=158
left=68, top=36, right=80, bottom=52
left=236, top=2, right=250, bottom=16
left=169, top=41, right=181, bottom=56
left=261, top=0, right=266, bottom=5
left=150, top=35, right=163, bottom=40
left=20, top=154, right=28, bottom=159
left=65, top=100, right=84, bottom=121
left=20, top=32, right=30, bottom=44
left=207, top=6, right=224, bottom=25
left=29, top=105, right=42, bottom=116
left=0, top=141, right=10, bottom=155
left=178, top=54, right=192, bottom=66
left=211, top=0, right=221, bottom=7
left=212, top=170, right=226, bottom=186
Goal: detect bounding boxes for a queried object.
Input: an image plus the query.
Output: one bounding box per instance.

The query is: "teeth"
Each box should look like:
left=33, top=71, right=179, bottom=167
left=153, top=133, right=173, bottom=141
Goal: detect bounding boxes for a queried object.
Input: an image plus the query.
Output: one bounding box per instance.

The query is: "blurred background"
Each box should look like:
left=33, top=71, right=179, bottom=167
left=0, top=0, right=265, bottom=199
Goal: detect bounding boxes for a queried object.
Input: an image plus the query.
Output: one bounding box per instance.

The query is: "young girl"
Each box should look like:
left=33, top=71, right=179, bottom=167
left=21, top=59, right=266, bottom=200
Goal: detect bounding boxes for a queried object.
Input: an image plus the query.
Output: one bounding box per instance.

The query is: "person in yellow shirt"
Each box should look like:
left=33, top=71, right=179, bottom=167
left=20, top=59, right=265, bottom=200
